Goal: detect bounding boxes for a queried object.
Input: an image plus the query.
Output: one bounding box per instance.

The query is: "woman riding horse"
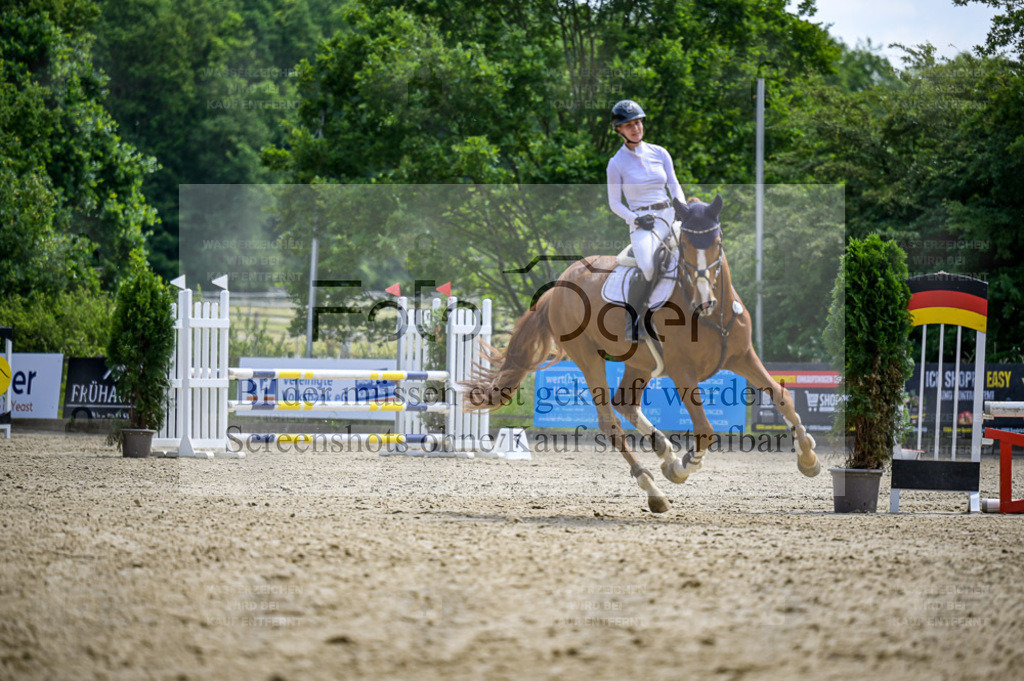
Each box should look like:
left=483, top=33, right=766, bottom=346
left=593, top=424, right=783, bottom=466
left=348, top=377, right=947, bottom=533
left=606, top=99, right=685, bottom=342
left=463, top=187, right=822, bottom=513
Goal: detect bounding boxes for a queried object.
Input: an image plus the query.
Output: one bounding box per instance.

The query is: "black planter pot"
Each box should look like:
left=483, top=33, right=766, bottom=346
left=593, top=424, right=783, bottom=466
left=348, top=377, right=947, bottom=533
left=121, top=428, right=155, bottom=458
left=829, top=467, right=884, bottom=513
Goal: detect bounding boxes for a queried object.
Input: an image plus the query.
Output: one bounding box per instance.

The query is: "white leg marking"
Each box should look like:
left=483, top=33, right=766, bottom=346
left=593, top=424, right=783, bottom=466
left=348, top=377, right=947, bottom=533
left=636, top=411, right=655, bottom=436
left=639, top=410, right=679, bottom=461
left=662, top=448, right=704, bottom=483
left=784, top=414, right=807, bottom=438
left=636, top=471, right=658, bottom=493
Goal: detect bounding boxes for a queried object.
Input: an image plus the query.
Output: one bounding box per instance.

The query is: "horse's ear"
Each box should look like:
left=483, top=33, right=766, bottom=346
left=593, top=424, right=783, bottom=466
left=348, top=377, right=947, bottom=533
left=710, top=194, right=723, bottom=219
left=673, top=197, right=688, bottom=218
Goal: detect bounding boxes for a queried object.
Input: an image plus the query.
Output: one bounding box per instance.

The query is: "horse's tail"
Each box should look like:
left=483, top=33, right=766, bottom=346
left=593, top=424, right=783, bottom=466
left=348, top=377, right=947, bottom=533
left=461, top=288, right=564, bottom=412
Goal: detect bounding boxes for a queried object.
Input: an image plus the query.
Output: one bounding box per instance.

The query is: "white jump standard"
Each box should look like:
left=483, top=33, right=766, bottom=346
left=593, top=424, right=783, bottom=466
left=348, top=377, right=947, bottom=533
left=981, top=401, right=1024, bottom=514
left=154, top=276, right=495, bottom=458
left=890, top=273, right=987, bottom=513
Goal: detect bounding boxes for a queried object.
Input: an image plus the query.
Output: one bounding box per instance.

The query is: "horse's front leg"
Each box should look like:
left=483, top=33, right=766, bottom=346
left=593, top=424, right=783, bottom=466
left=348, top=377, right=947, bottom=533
left=611, top=366, right=676, bottom=461
left=731, top=349, right=821, bottom=477
left=613, top=366, right=696, bottom=485
left=660, top=368, right=715, bottom=484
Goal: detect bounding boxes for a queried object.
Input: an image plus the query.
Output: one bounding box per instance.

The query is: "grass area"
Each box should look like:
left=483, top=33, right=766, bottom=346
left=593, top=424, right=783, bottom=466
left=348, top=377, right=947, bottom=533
left=488, top=372, right=535, bottom=428
left=227, top=292, right=396, bottom=360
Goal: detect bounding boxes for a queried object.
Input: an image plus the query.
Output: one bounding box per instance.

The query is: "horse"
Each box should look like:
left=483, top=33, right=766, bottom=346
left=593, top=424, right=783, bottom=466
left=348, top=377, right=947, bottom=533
left=461, top=195, right=821, bottom=513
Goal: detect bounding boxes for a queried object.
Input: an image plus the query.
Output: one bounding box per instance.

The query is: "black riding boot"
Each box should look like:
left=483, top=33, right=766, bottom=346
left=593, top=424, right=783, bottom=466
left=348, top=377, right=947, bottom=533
left=625, top=270, right=653, bottom=342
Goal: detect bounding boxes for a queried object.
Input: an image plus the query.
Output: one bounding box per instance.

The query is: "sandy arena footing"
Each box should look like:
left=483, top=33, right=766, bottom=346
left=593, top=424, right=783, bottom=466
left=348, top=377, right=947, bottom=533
left=1, top=432, right=1022, bottom=681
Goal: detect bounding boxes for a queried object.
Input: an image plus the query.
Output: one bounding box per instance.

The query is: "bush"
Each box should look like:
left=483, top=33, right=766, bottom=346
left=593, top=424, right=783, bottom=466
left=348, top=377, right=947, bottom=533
left=229, top=309, right=288, bottom=365
left=825, top=234, right=914, bottom=469
left=106, top=251, right=176, bottom=430
left=0, top=288, right=114, bottom=356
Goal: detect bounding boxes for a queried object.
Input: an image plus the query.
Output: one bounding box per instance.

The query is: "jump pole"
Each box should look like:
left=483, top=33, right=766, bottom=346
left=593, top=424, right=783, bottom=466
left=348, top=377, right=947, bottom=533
left=981, top=403, right=1024, bottom=513
left=154, top=278, right=495, bottom=458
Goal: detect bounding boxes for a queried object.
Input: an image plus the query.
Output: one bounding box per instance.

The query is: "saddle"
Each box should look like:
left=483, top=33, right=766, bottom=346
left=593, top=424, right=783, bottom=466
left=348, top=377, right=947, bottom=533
left=599, top=226, right=683, bottom=378
left=600, top=226, right=681, bottom=313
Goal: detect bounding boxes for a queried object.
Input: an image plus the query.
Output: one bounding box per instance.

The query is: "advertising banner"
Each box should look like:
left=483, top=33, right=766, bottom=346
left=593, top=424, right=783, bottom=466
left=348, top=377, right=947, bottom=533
left=10, top=353, right=64, bottom=419
left=533, top=361, right=748, bottom=431
left=749, top=363, right=841, bottom=434
left=62, top=358, right=129, bottom=420
left=236, top=357, right=400, bottom=421
left=908, top=363, right=1024, bottom=437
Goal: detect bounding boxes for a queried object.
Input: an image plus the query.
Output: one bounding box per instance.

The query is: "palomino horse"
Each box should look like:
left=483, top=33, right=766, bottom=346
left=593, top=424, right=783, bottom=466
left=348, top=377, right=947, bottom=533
left=463, top=195, right=821, bottom=513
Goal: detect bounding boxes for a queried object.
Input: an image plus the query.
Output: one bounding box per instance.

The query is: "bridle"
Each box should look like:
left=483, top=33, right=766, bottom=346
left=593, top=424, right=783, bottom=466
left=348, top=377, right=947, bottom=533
left=675, top=219, right=737, bottom=376
left=677, top=222, right=723, bottom=294
left=631, top=207, right=738, bottom=376
left=644, top=215, right=724, bottom=295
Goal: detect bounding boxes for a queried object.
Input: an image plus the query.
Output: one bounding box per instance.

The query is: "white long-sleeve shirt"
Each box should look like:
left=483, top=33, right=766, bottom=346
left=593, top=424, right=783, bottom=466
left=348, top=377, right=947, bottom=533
left=606, top=142, right=684, bottom=224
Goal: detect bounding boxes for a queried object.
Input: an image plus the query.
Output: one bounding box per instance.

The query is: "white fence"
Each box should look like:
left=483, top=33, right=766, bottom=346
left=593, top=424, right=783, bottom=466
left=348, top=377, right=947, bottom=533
left=153, top=276, right=493, bottom=458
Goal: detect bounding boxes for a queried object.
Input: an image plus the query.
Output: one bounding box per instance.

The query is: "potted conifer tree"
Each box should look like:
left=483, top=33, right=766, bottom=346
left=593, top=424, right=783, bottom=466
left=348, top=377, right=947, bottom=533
left=107, top=250, right=176, bottom=458
left=824, top=235, right=914, bottom=512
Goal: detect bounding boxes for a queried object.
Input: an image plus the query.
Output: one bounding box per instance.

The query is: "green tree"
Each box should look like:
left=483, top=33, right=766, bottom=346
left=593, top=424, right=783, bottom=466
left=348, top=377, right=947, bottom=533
left=725, top=184, right=845, bottom=361
left=0, top=288, right=113, bottom=356
left=93, top=0, right=270, bottom=279
left=776, top=46, right=1024, bottom=360
left=264, top=0, right=839, bottom=321
left=0, top=0, right=158, bottom=293
left=825, top=234, right=913, bottom=469
left=0, top=164, right=94, bottom=297
left=827, top=39, right=898, bottom=93
left=107, top=250, right=176, bottom=430
left=953, top=0, right=1024, bottom=58
left=91, top=0, right=347, bottom=280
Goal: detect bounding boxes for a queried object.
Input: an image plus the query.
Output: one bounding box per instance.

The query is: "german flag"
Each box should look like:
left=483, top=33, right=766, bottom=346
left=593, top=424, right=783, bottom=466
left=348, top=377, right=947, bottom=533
left=907, top=273, right=988, bottom=333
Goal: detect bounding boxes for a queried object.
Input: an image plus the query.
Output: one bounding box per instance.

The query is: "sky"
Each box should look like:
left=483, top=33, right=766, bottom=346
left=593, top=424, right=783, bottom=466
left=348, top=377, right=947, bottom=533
left=791, top=0, right=1001, bottom=65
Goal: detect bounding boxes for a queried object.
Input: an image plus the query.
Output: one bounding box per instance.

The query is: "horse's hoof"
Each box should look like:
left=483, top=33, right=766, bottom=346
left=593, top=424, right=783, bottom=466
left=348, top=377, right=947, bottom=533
left=635, top=470, right=671, bottom=513
left=661, top=458, right=691, bottom=484
left=662, top=450, right=702, bottom=484
left=798, top=456, right=821, bottom=477
left=647, top=494, right=671, bottom=514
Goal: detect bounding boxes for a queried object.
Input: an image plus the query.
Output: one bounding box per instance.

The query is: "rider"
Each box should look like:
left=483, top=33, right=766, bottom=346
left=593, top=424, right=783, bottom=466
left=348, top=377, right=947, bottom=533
left=606, top=99, right=685, bottom=342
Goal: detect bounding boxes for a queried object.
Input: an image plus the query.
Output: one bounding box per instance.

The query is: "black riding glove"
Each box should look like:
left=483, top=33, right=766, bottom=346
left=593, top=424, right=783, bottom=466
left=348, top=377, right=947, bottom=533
left=634, top=214, right=655, bottom=230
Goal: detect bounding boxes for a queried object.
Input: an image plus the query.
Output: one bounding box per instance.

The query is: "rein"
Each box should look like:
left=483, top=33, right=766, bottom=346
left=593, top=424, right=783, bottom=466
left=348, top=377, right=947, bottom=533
left=695, top=258, right=737, bottom=377
left=645, top=215, right=738, bottom=376
left=675, top=227, right=737, bottom=376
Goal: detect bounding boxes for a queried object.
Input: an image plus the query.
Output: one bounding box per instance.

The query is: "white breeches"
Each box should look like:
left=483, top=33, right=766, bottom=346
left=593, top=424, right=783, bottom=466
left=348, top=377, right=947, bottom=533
left=628, top=206, right=675, bottom=281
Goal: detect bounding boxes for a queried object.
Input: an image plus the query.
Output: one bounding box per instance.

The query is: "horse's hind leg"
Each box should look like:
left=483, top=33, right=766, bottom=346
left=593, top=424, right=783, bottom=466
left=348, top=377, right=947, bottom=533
left=612, top=365, right=686, bottom=483
left=569, top=347, right=671, bottom=513
left=729, top=348, right=821, bottom=477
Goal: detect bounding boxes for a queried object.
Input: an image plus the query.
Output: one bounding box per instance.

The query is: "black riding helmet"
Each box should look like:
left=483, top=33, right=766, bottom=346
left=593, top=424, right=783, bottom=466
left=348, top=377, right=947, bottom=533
left=611, top=99, right=645, bottom=128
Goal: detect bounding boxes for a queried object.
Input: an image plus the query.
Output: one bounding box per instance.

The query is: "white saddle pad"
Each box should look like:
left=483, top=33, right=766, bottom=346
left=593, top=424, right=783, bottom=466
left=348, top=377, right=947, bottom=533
left=601, top=246, right=680, bottom=310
